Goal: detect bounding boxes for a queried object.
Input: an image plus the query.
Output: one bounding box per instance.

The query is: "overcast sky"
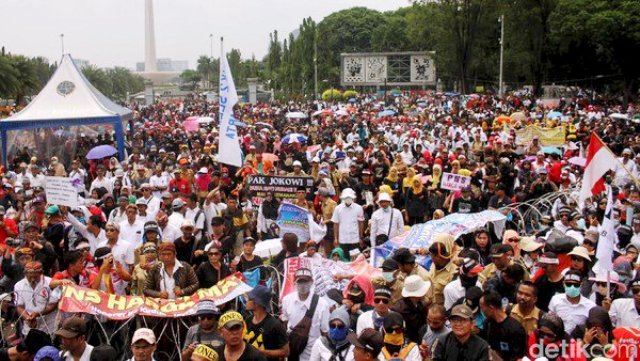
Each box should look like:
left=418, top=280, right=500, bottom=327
left=1, top=0, right=408, bottom=69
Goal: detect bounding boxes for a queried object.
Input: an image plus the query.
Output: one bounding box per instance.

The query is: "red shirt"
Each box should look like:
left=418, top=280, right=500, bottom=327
left=0, top=218, right=18, bottom=245
left=52, top=269, right=96, bottom=288
left=169, top=178, right=192, bottom=195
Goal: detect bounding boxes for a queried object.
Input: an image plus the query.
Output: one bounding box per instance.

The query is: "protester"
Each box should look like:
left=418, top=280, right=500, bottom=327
left=215, top=311, right=266, bottom=361
left=56, top=317, right=94, bottom=361
left=432, top=304, right=490, bottom=361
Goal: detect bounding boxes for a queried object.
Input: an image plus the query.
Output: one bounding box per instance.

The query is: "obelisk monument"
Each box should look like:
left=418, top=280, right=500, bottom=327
left=144, top=0, right=157, bottom=72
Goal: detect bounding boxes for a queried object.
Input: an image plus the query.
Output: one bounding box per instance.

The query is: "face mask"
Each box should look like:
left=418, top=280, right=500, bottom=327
left=329, top=326, right=348, bottom=342
left=384, top=332, right=404, bottom=346
left=460, top=274, right=478, bottom=288
left=382, top=272, right=395, bottom=283
left=296, top=281, right=312, bottom=295
left=383, top=207, right=390, bottom=213
left=565, top=285, right=581, bottom=298
left=77, top=216, right=86, bottom=225
left=576, top=218, right=586, bottom=230
left=343, top=198, right=353, bottom=206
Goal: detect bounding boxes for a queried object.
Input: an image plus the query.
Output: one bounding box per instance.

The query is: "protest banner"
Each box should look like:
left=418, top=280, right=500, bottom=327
left=372, top=210, right=506, bottom=267
left=59, top=273, right=251, bottom=320
left=276, top=203, right=311, bottom=243
left=280, top=256, right=380, bottom=301
left=440, top=172, right=471, bottom=191
left=515, top=125, right=566, bottom=147
left=247, top=175, right=314, bottom=203
left=45, top=176, right=79, bottom=207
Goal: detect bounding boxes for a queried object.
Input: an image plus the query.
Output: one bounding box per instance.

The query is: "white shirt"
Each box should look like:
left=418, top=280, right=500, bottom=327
left=443, top=278, right=482, bottom=311
left=609, top=298, right=640, bottom=327
left=356, top=310, right=386, bottom=335
left=97, top=239, right=135, bottom=268
left=149, top=174, right=170, bottom=199
left=68, top=169, right=87, bottom=193
left=118, top=219, right=145, bottom=245
left=108, top=207, right=128, bottom=225
left=90, top=176, right=114, bottom=194
left=62, top=343, right=94, bottom=361
left=331, top=203, right=365, bottom=245
left=141, top=196, right=161, bottom=218
left=369, top=208, right=404, bottom=247
left=281, top=292, right=331, bottom=361
left=67, top=213, right=107, bottom=254
left=159, top=224, right=181, bottom=243
left=159, top=261, right=183, bottom=299
left=168, top=212, right=185, bottom=237
left=203, top=202, right=227, bottom=236
left=309, top=338, right=355, bottom=361
left=185, top=206, right=206, bottom=236
left=548, top=294, right=596, bottom=334
left=28, top=173, right=46, bottom=189
left=14, top=276, right=60, bottom=336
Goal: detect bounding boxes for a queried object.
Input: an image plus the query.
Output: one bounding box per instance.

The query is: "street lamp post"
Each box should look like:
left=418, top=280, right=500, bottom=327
left=209, top=34, right=214, bottom=90
left=498, top=15, right=505, bottom=96
left=314, top=28, right=318, bottom=101
left=60, top=34, right=65, bottom=56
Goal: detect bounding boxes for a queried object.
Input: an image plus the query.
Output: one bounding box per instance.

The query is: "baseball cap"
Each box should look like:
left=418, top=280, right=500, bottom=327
left=172, top=198, right=185, bottom=210
left=55, top=317, right=87, bottom=338
left=45, top=205, right=60, bottom=215
left=381, top=258, right=399, bottom=271
left=192, top=345, right=218, bottom=361
left=392, top=248, right=416, bottom=264
left=218, top=311, right=244, bottom=330
left=132, top=328, right=156, bottom=344
left=347, top=328, right=384, bottom=357
left=33, top=346, right=60, bottom=361
left=211, top=216, right=224, bottom=226
left=248, top=285, right=272, bottom=312
left=490, top=243, right=512, bottom=257
left=195, top=299, right=221, bottom=316
left=450, top=304, right=474, bottom=320
left=295, top=267, right=313, bottom=281
left=293, top=160, right=302, bottom=167
left=539, top=251, right=559, bottom=265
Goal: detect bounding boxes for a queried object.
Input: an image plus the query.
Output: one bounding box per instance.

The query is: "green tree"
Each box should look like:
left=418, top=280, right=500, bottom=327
left=180, top=69, right=201, bottom=90
left=82, top=65, right=113, bottom=97
left=9, top=55, right=40, bottom=105
left=106, top=67, right=145, bottom=102
left=197, top=55, right=215, bottom=88
left=0, top=55, right=19, bottom=99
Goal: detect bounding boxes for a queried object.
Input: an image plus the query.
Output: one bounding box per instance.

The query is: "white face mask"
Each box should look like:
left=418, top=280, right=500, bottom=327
left=343, top=198, right=353, bottom=206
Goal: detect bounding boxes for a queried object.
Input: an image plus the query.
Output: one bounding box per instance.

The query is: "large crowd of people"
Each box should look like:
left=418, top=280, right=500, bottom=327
left=0, top=91, right=639, bottom=361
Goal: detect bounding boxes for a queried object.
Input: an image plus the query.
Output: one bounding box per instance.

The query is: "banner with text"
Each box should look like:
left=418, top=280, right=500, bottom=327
left=45, top=176, right=79, bottom=207
left=248, top=175, right=314, bottom=204
left=440, top=172, right=471, bottom=191
left=276, top=203, right=311, bottom=243
left=372, top=210, right=507, bottom=267
left=515, top=125, right=566, bottom=147
left=59, top=274, right=252, bottom=320
left=280, top=256, right=380, bottom=301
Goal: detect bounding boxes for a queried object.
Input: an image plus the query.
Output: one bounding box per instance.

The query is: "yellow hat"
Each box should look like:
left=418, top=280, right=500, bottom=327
left=218, top=311, right=244, bottom=330
left=192, top=344, right=218, bottom=361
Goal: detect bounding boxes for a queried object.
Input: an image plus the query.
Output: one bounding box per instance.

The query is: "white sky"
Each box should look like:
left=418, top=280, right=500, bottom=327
left=1, top=0, right=408, bottom=69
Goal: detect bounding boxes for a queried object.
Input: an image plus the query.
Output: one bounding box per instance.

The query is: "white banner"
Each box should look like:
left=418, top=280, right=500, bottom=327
left=440, top=172, right=471, bottom=191
left=45, top=176, right=79, bottom=207
left=217, top=43, right=243, bottom=167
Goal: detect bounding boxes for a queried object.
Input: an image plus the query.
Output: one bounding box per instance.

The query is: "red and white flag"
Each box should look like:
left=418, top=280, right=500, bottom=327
left=579, top=132, right=617, bottom=204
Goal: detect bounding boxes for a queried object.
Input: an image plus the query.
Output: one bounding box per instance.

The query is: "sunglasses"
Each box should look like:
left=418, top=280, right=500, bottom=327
left=77, top=247, right=90, bottom=252
left=538, top=329, right=556, bottom=339
left=208, top=252, right=221, bottom=256
left=106, top=228, right=117, bottom=232
left=389, top=327, right=404, bottom=334
left=632, top=287, right=640, bottom=295
left=199, top=315, right=215, bottom=321
left=570, top=256, right=585, bottom=262
left=374, top=298, right=389, bottom=304
left=329, top=323, right=345, bottom=329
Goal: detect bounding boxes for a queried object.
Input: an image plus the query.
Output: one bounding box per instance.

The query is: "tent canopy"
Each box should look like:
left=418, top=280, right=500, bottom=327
left=0, top=54, right=131, bottom=164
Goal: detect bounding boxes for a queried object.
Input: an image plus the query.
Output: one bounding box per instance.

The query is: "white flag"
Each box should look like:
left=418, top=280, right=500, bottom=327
left=596, top=186, right=616, bottom=277
left=218, top=46, right=243, bottom=167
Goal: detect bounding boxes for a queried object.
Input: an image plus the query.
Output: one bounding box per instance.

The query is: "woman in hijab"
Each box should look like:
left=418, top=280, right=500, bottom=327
left=402, top=167, right=416, bottom=195
left=309, top=307, right=353, bottom=361
left=404, top=175, right=429, bottom=226
left=572, top=307, right=614, bottom=359
left=392, top=154, right=408, bottom=179
left=257, top=192, right=280, bottom=240
left=330, top=247, right=349, bottom=262
left=384, top=166, right=403, bottom=208
left=100, top=194, right=117, bottom=221
left=526, top=313, right=586, bottom=361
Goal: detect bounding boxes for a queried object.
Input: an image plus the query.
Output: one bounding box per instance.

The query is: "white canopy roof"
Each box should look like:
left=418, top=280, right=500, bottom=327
left=5, top=54, right=132, bottom=122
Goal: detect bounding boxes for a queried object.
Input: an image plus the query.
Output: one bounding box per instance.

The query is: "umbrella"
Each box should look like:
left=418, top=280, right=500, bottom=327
left=547, top=111, right=563, bottom=119
left=253, top=238, right=282, bottom=258
left=378, top=109, right=396, bottom=117
left=542, top=146, right=561, bottom=155
left=183, top=119, right=199, bottom=132
left=445, top=92, right=460, bottom=97
left=261, top=153, right=279, bottom=162
left=335, top=109, right=350, bottom=117
left=467, top=94, right=481, bottom=99
left=86, top=145, right=118, bottom=160
left=568, top=156, right=586, bottom=167
left=285, top=111, right=308, bottom=119
left=510, top=112, right=526, bottom=122
left=255, top=122, right=273, bottom=129
left=609, top=113, right=629, bottom=120
left=282, top=133, right=308, bottom=144
left=496, top=115, right=511, bottom=123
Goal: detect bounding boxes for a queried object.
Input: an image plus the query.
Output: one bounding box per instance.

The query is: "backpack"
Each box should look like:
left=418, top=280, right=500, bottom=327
left=381, top=342, right=417, bottom=361
left=288, top=294, right=319, bottom=359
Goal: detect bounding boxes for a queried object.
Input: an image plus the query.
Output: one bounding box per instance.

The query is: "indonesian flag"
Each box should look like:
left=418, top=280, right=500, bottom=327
left=579, top=132, right=617, bottom=204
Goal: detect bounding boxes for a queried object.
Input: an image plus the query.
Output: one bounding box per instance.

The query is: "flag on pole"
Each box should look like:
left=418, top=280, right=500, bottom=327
left=217, top=41, right=243, bottom=167
left=596, top=186, right=616, bottom=277
left=578, top=132, right=617, bottom=204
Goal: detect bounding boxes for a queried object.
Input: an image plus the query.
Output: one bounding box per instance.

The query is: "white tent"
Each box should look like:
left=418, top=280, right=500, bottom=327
left=0, top=54, right=131, bottom=164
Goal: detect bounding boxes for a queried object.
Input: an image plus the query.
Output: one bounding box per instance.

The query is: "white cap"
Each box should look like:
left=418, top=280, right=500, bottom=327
left=198, top=167, right=208, bottom=174
left=293, top=160, right=302, bottom=167
left=181, top=219, right=195, bottom=229
left=132, top=328, right=156, bottom=344
left=377, top=192, right=393, bottom=204
left=340, top=188, right=356, bottom=200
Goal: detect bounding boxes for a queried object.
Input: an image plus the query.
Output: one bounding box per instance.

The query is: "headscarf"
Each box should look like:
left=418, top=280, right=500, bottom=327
left=430, top=164, right=442, bottom=188
left=538, top=312, right=567, bottom=343
left=402, top=168, right=416, bottom=189
left=321, top=177, right=336, bottom=196
left=342, top=274, right=375, bottom=306
left=386, top=166, right=399, bottom=183
left=330, top=247, right=349, bottom=262
left=411, top=174, right=424, bottom=195
left=378, top=185, right=393, bottom=197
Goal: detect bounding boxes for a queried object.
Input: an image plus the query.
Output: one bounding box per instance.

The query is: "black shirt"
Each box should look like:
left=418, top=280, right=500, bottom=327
left=244, top=314, right=288, bottom=361
left=196, top=261, right=232, bottom=289
left=482, top=316, right=527, bottom=361
left=534, top=275, right=564, bottom=312
left=215, top=343, right=267, bottom=361
left=432, top=332, right=490, bottom=361
left=451, top=197, right=480, bottom=214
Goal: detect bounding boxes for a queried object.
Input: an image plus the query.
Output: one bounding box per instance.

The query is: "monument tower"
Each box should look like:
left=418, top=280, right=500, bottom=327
left=144, top=0, right=157, bottom=72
